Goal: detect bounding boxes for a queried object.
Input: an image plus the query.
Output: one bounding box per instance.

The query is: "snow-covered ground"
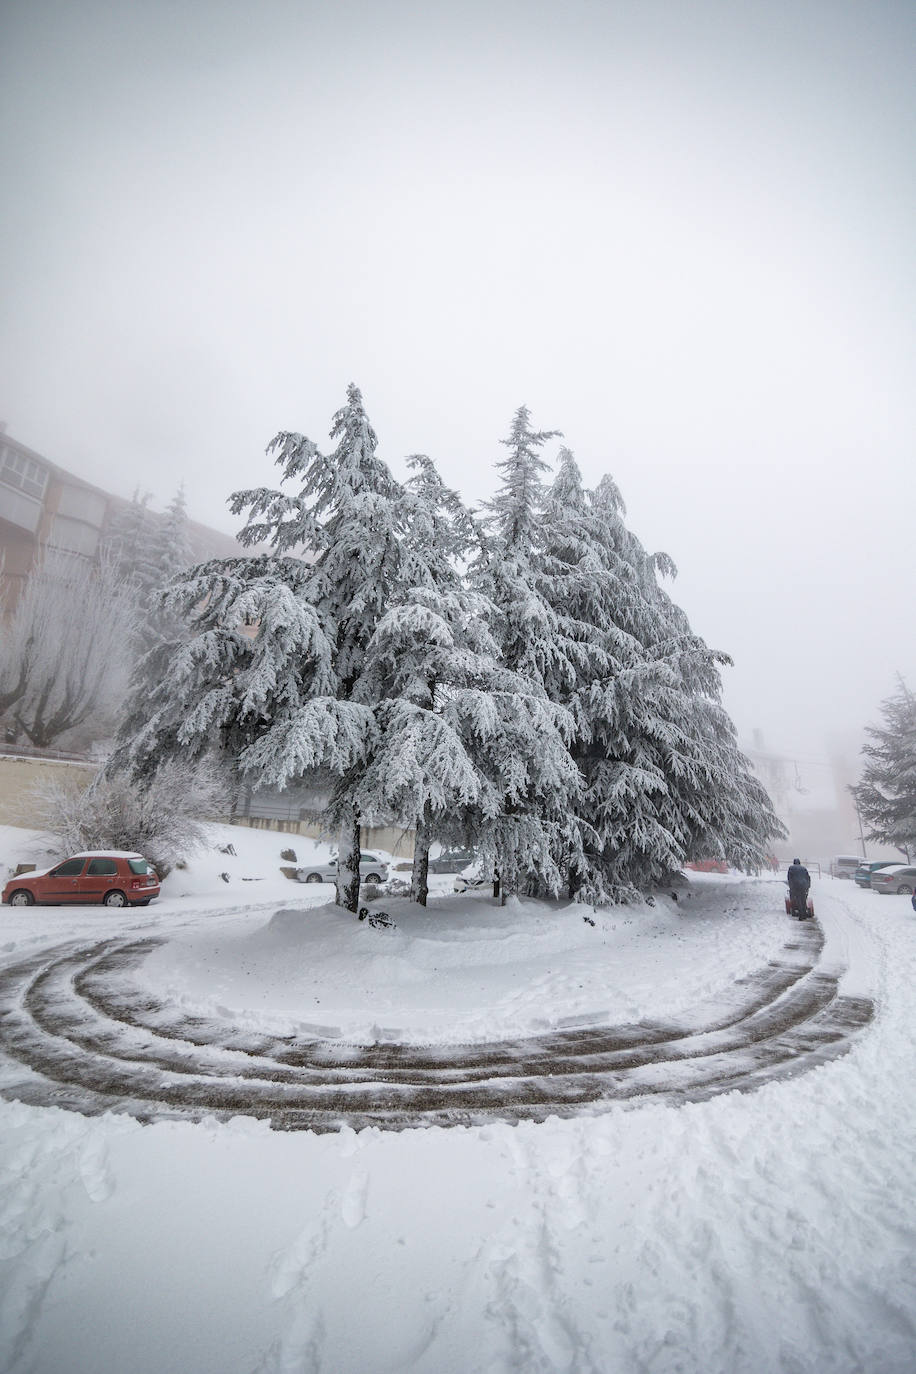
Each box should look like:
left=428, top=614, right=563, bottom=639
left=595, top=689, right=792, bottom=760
left=1, top=822, right=915, bottom=1373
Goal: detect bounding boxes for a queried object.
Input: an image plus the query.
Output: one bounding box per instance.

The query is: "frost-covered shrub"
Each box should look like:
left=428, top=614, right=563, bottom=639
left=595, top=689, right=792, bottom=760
left=34, top=757, right=231, bottom=876
left=383, top=877, right=410, bottom=898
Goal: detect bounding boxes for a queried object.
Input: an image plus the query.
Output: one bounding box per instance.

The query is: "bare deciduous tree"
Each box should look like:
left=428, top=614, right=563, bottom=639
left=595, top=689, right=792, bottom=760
left=0, top=550, right=139, bottom=749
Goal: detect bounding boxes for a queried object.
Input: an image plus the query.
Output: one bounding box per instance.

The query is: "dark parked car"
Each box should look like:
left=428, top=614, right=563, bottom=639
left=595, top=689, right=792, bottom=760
left=428, top=848, right=477, bottom=874
left=2, top=852, right=160, bottom=908
left=870, top=865, right=916, bottom=895
left=854, top=861, right=899, bottom=889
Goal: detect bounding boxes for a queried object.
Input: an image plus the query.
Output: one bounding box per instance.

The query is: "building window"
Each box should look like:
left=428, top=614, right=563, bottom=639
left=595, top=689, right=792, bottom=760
left=0, top=445, right=49, bottom=501
left=49, top=515, right=99, bottom=558
left=56, top=484, right=107, bottom=525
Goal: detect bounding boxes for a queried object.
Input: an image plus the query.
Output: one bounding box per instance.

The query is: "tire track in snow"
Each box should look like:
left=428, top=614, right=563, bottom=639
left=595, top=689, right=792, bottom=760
left=0, top=918, right=873, bottom=1131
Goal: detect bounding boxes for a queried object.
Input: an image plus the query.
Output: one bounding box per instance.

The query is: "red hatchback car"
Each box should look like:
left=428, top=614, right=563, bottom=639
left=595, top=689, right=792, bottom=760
left=2, top=852, right=160, bottom=908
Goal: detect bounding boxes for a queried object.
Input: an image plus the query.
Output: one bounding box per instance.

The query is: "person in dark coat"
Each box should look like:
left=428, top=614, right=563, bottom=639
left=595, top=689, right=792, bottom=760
left=786, top=858, right=811, bottom=918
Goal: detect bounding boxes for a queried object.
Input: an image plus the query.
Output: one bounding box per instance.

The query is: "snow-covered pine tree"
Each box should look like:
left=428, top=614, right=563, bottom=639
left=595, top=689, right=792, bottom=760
left=105, top=488, right=159, bottom=600
left=542, top=451, right=783, bottom=900
left=139, top=485, right=196, bottom=650
left=351, top=453, right=578, bottom=905
left=352, top=455, right=485, bottom=905
left=540, top=452, right=687, bottom=898
left=467, top=409, right=584, bottom=899
left=123, top=384, right=410, bottom=913
left=642, top=577, right=785, bottom=874
left=851, top=678, right=916, bottom=860
left=119, top=551, right=337, bottom=802
left=151, top=485, right=193, bottom=585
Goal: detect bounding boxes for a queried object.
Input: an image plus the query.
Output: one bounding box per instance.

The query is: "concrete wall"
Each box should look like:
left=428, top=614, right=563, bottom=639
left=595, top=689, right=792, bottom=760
left=0, top=753, right=96, bottom=826
left=229, top=815, right=416, bottom=860
left=0, top=753, right=417, bottom=859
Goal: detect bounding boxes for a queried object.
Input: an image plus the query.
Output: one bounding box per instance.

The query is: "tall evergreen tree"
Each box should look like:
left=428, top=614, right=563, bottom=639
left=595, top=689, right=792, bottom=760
left=137, top=485, right=196, bottom=649
left=150, top=485, right=193, bottom=585
left=118, top=385, right=784, bottom=913
left=122, top=386, right=409, bottom=912
left=541, top=449, right=783, bottom=900
left=354, top=456, right=582, bottom=905
left=105, top=488, right=158, bottom=599
left=468, top=409, right=584, bottom=899
left=851, top=679, right=916, bottom=860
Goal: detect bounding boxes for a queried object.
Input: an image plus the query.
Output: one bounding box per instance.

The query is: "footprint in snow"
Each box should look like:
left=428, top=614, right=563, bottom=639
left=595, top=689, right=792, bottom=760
left=79, top=1135, right=114, bottom=1203
left=341, top=1170, right=369, bottom=1229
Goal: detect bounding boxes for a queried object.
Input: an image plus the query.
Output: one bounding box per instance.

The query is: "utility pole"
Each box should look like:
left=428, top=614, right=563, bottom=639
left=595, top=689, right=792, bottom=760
left=854, top=797, right=867, bottom=858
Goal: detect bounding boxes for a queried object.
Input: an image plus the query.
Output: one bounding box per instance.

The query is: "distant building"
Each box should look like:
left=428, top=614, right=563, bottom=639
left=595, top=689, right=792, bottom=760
left=0, top=423, right=244, bottom=611
left=744, top=729, right=898, bottom=868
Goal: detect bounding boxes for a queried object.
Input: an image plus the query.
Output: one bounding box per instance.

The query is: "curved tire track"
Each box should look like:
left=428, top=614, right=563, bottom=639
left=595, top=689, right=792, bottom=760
left=0, top=918, right=873, bottom=1131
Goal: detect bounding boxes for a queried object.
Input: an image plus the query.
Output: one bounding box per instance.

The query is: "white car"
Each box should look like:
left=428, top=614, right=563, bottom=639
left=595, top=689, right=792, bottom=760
left=453, top=867, right=493, bottom=893
left=297, top=851, right=390, bottom=885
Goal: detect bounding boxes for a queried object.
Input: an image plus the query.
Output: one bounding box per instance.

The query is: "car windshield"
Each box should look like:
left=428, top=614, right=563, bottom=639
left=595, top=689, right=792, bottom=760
left=128, top=859, right=153, bottom=875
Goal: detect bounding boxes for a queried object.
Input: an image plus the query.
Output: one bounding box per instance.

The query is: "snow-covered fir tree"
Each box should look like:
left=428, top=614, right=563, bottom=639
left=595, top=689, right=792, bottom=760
left=143, top=485, right=195, bottom=647
left=354, top=454, right=580, bottom=905
left=467, top=409, right=585, bottom=899
left=122, top=386, right=413, bottom=911
left=118, top=385, right=784, bottom=914
left=541, top=449, right=783, bottom=900
left=105, top=488, right=159, bottom=599
left=150, top=485, right=193, bottom=584
left=851, top=678, right=916, bottom=860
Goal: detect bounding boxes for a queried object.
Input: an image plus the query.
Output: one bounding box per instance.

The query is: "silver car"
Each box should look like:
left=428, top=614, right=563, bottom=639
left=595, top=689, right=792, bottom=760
left=297, top=850, right=390, bottom=885
left=870, top=864, right=916, bottom=895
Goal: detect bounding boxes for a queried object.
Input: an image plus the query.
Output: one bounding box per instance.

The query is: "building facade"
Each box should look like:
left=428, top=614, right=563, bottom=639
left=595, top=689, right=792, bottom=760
left=0, top=423, right=243, bottom=611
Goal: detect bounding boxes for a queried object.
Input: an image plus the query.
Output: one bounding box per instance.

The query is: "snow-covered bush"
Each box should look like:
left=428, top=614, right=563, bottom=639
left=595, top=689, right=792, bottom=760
left=34, top=758, right=231, bottom=875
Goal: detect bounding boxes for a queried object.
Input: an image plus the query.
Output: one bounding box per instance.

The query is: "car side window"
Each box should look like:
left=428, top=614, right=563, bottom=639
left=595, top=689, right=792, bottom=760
left=86, top=858, right=118, bottom=875
left=51, top=859, right=86, bottom=877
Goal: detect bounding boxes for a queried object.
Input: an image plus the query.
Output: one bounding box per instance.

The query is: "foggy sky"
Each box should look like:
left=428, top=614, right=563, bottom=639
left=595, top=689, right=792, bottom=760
left=1, top=0, right=914, bottom=763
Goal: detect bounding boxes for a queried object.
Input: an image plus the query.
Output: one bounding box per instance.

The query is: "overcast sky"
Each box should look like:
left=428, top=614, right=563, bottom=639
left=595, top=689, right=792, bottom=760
left=1, top=0, right=913, bottom=763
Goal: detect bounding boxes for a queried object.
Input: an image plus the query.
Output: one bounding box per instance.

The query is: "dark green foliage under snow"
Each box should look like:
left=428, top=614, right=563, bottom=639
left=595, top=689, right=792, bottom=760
left=118, top=386, right=784, bottom=908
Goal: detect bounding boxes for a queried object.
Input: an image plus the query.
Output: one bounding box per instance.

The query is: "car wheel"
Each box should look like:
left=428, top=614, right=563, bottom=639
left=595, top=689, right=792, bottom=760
left=8, top=889, right=34, bottom=907
left=103, top=890, right=128, bottom=908
left=304, top=873, right=323, bottom=884
left=364, top=872, right=382, bottom=884
left=898, top=885, right=914, bottom=895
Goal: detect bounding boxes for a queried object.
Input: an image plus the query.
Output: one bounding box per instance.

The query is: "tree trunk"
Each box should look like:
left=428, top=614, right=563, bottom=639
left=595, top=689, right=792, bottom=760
left=567, top=865, right=583, bottom=902
left=336, top=811, right=362, bottom=913
left=411, top=805, right=432, bottom=907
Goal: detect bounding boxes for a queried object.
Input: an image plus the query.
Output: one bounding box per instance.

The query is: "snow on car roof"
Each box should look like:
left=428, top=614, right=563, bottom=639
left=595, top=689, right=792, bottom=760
left=70, top=850, right=147, bottom=859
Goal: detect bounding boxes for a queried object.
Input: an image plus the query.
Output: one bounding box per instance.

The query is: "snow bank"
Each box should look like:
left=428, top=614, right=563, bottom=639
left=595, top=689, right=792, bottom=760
left=136, top=875, right=792, bottom=1044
